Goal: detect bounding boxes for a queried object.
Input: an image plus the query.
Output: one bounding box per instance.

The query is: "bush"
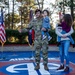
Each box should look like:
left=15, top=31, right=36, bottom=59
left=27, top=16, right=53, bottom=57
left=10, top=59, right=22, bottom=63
left=1, top=29, right=75, bottom=45
left=5, top=29, right=28, bottom=44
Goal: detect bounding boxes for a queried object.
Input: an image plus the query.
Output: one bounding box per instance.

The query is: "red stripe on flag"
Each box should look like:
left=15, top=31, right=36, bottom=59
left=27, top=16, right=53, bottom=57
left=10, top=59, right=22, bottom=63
left=0, top=24, right=6, bottom=45
left=0, top=8, right=6, bottom=46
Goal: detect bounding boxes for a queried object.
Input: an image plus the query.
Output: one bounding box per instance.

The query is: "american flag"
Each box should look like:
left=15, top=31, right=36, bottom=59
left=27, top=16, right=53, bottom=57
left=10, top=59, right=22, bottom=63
left=0, top=8, right=6, bottom=46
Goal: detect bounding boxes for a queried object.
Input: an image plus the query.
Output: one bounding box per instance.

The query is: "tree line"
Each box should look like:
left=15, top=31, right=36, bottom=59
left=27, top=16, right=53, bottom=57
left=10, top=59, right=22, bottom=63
left=0, top=0, right=75, bottom=30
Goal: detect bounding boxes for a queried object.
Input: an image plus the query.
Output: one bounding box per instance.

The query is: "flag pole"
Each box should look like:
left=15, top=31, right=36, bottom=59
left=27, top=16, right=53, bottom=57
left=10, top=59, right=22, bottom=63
left=0, top=3, right=6, bottom=60
left=0, top=43, right=6, bottom=60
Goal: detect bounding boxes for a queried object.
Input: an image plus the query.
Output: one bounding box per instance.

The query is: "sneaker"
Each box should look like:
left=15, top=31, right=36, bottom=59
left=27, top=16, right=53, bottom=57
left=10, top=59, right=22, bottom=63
left=42, top=35, right=47, bottom=40
left=48, top=37, right=52, bottom=41
left=57, top=65, right=64, bottom=70
left=64, top=66, right=69, bottom=72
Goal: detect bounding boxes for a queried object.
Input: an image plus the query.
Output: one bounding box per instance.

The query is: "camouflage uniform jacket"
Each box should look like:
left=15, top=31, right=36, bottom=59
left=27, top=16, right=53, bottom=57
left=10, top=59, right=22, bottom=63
left=22, top=17, right=49, bottom=45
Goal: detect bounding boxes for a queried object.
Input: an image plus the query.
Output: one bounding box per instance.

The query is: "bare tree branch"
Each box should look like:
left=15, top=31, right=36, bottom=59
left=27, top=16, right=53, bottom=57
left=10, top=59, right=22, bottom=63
left=41, top=0, right=44, bottom=10
left=36, top=0, right=40, bottom=9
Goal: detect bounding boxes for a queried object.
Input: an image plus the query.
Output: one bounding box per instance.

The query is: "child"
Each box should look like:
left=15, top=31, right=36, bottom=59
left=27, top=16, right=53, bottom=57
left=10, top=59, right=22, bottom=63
left=57, top=14, right=75, bottom=48
left=42, top=10, right=52, bottom=41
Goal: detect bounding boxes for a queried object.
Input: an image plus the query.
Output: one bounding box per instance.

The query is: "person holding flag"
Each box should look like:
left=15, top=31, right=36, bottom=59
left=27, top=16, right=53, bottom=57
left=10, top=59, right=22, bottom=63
left=28, top=9, right=35, bottom=46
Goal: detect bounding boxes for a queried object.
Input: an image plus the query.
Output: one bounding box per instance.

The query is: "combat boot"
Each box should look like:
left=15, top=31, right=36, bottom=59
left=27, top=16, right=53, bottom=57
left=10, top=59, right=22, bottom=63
left=34, top=63, right=40, bottom=70
left=44, top=64, right=49, bottom=70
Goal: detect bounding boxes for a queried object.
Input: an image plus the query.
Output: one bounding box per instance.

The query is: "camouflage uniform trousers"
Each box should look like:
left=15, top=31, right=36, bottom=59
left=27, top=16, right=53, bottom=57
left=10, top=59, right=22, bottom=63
left=34, top=38, right=48, bottom=65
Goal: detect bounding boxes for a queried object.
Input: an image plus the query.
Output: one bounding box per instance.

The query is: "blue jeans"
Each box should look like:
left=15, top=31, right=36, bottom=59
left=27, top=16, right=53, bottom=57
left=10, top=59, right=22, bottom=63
left=41, top=31, right=50, bottom=37
left=57, top=31, right=74, bottom=44
left=59, top=40, right=70, bottom=66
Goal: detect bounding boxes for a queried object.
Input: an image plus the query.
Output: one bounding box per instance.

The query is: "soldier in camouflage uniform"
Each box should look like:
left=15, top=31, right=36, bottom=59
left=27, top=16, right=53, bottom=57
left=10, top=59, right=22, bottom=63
left=21, top=9, right=49, bottom=70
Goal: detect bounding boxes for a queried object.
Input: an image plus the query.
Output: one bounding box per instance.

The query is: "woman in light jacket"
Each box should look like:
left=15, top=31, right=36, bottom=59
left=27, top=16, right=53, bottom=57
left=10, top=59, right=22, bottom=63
left=55, top=14, right=74, bottom=72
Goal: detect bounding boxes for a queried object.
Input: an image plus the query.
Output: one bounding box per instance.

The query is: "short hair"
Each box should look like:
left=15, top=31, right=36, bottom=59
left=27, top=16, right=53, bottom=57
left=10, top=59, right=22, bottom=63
left=35, top=9, right=42, bottom=14
left=42, top=10, right=49, bottom=16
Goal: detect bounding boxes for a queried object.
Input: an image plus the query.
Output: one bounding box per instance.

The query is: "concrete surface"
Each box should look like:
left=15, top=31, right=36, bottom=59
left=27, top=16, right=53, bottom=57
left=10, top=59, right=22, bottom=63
left=0, top=45, right=75, bottom=52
